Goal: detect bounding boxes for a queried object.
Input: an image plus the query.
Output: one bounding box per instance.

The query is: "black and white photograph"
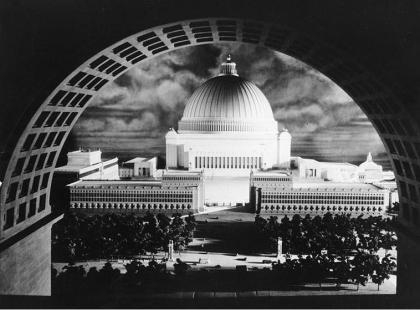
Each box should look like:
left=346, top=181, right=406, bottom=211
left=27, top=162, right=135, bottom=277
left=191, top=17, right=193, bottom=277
left=0, top=0, right=419, bottom=308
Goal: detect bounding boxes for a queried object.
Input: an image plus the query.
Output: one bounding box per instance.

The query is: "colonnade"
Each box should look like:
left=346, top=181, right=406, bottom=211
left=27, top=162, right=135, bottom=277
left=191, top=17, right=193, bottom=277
left=194, top=156, right=262, bottom=169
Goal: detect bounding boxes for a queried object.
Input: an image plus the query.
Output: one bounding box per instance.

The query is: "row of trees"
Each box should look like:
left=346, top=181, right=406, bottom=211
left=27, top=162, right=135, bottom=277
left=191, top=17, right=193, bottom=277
left=52, top=251, right=396, bottom=296
left=52, top=212, right=197, bottom=261
left=254, top=213, right=397, bottom=254
left=272, top=252, right=396, bottom=291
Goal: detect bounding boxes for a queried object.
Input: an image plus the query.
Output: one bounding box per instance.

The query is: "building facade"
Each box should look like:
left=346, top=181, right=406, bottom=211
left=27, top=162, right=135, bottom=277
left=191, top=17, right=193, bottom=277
left=68, top=171, right=205, bottom=214
left=250, top=171, right=389, bottom=217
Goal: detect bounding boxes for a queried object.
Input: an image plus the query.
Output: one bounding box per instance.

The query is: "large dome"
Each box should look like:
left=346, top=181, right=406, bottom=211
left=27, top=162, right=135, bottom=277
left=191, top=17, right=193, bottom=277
left=178, top=56, right=277, bottom=133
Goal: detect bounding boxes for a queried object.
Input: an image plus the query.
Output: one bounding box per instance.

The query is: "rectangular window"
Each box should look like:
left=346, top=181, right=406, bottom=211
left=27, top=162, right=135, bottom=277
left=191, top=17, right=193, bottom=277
left=46, top=151, right=56, bottom=167
left=25, top=155, right=37, bottom=173
left=403, top=161, right=413, bottom=178
left=54, top=131, right=66, bottom=146
left=39, top=194, right=46, bottom=212
left=17, top=203, right=26, bottom=223
left=33, top=112, right=49, bottom=128
left=44, top=112, right=60, bottom=127
left=4, top=208, right=15, bottom=230
left=41, top=173, right=50, bottom=189
left=31, top=175, right=40, bottom=193
left=44, top=132, right=58, bottom=148
left=28, top=198, right=37, bottom=217
left=34, top=133, right=47, bottom=149
left=64, top=112, right=78, bottom=126
left=19, top=179, right=30, bottom=197
left=6, top=182, right=18, bottom=202
left=13, top=158, right=26, bottom=176
left=409, top=184, right=418, bottom=203
left=22, top=134, right=36, bottom=151
left=36, top=153, right=47, bottom=170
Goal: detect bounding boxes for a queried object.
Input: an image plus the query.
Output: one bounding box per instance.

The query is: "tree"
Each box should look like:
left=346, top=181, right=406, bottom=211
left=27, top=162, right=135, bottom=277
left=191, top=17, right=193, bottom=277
left=333, top=255, right=351, bottom=288
left=350, top=251, right=371, bottom=291
left=371, top=254, right=396, bottom=291
left=169, top=214, right=187, bottom=251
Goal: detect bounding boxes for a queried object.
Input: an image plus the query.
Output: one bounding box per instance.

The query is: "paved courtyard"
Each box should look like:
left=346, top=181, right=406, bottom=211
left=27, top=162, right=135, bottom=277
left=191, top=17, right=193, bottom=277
left=204, top=175, right=250, bottom=205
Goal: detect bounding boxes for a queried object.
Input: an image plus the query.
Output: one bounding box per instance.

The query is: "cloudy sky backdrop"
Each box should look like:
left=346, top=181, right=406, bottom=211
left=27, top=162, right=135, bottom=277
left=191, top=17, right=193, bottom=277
left=70, top=43, right=390, bottom=168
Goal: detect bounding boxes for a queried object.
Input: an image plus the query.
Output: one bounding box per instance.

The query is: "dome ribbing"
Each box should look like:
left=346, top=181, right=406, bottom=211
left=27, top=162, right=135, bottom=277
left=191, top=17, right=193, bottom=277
left=178, top=56, right=277, bottom=133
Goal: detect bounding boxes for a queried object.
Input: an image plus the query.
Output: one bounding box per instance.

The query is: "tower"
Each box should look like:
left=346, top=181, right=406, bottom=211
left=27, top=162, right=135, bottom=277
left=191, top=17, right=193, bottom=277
left=277, top=128, right=291, bottom=168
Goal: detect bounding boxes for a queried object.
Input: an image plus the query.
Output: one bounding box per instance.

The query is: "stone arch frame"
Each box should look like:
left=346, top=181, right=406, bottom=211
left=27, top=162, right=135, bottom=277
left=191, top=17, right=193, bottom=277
left=1, top=16, right=420, bottom=297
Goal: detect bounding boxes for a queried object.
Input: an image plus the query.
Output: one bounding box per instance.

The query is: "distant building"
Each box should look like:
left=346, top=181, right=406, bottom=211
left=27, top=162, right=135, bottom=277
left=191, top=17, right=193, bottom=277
left=52, top=149, right=119, bottom=210
left=291, top=152, right=395, bottom=184
left=119, top=157, right=157, bottom=179
left=250, top=171, right=389, bottom=217
left=68, top=171, right=205, bottom=214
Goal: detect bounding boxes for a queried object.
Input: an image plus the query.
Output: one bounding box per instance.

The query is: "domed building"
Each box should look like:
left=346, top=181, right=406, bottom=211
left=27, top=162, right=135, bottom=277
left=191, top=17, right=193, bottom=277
left=165, top=56, right=291, bottom=175
left=357, top=152, right=384, bottom=182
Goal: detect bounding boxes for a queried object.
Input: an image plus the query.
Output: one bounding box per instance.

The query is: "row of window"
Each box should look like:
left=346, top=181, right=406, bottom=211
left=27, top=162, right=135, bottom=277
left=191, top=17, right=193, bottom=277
left=72, top=203, right=193, bottom=210
left=21, top=131, right=66, bottom=152
left=70, top=190, right=194, bottom=203
left=262, top=199, right=384, bottom=205
left=179, top=121, right=271, bottom=132
left=386, top=137, right=420, bottom=159
left=260, top=205, right=384, bottom=212
left=253, top=177, right=291, bottom=183
left=194, top=156, right=262, bottom=169
left=33, top=111, right=78, bottom=129
left=163, top=176, right=201, bottom=181
left=3, top=195, right=46, bottom=230
left=6, top=173, right=50, bottom=203
left=13, top=151, right=56, bottom=177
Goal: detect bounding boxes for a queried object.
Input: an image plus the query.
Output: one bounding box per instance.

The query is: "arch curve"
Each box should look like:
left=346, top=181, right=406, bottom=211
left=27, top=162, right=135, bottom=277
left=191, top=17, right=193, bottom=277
left=0, top=17, right=419, bottom=283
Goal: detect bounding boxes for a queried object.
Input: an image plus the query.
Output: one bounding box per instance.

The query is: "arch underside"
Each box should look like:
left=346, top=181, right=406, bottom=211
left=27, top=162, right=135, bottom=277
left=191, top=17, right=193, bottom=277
left=1, top=17, right=420, bottom=242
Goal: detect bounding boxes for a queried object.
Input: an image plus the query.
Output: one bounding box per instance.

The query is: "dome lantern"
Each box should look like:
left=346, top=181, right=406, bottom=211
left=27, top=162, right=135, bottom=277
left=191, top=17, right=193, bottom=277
left=219, top=54, right=238, bottom=76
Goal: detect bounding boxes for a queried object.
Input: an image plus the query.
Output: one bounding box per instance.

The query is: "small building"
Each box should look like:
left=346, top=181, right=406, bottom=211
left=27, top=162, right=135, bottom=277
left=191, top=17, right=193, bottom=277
left=119, top=157, right=157, bottom=179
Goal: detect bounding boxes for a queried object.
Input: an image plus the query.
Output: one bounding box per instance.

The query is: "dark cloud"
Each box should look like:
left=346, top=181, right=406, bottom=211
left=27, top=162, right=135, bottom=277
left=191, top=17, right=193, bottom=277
left=72, top=43, right=385, bottom=164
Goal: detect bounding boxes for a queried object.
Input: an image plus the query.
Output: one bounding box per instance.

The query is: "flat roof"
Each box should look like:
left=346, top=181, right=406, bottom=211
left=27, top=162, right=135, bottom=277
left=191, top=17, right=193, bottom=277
left=55, top=157, right=118, bottom=173
left=291, top=180, right=382, bottom=191
left=124, top=157, right=148, bottom=163
left=163, top=169, right=203, bottom=176
left=67, top=179, right=197, bottom=190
